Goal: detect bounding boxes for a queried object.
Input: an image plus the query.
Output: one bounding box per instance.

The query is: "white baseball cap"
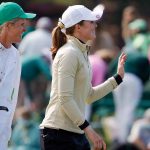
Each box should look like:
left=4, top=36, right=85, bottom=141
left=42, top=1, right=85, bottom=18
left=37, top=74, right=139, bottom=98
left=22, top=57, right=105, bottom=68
left=59, top=5, right=104, bottom=29
left=93, top=4, right=105, bottom=18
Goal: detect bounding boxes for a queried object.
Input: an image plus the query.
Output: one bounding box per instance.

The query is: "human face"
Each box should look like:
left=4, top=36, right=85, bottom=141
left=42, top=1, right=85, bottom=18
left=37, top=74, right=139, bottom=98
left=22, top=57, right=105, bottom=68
left=76, top=21, right=97, bottom=42
left=7, top=19, right=27, bottom=43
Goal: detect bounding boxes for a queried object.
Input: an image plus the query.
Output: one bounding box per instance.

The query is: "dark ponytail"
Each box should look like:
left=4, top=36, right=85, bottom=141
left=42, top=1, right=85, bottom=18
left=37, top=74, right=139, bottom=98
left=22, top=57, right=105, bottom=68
left=51, top=26, right=67, bottom=59
left=51, top=20, right=84, bottom=59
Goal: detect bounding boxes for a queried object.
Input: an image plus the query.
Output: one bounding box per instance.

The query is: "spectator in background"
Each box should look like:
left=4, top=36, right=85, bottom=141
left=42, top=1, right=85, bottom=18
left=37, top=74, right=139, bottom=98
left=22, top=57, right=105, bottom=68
left=18, top=49, right=52, bottom=123
left=126, top=18, right=150, bottom=56
left=20, top=48, right=52, bottom=104
left=122, top=6, right=150, bottom=57
left=109, top=6, right=150, bottom=145
left=19, top=16, right=53, bottom=57
left=89, top=50, right=111, bottom=86
left=121, top=6, right=139, bottom=42
left=128, top=108, right=150, bottom=150
left=109, top=51, right=150, bottom=144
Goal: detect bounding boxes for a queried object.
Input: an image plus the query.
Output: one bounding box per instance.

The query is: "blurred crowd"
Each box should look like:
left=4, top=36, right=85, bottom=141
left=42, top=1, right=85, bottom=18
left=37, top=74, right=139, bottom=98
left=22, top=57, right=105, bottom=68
left=8, top=4, right=150, bottom=150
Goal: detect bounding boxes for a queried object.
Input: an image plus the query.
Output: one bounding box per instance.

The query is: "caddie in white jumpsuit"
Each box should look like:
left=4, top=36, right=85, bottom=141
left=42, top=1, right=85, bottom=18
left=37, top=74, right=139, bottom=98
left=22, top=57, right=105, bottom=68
left=0, top=2, right=36, bottom=150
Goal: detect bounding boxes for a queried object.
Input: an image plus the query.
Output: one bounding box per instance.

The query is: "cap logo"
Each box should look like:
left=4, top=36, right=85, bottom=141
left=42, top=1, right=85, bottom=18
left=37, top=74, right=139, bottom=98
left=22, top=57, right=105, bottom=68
left=96, top=15, right=100, bottom=19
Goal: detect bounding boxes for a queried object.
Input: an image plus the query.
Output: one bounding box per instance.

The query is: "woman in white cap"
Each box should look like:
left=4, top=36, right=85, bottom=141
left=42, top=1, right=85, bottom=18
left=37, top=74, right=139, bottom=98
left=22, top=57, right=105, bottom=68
left=0, top=2, right=36, bottom=150
left=40, top=5, right=126, bottom=150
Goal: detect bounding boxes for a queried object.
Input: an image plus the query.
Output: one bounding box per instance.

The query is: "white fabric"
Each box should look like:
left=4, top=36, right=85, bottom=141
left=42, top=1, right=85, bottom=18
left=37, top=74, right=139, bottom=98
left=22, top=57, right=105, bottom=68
left=93, top=4, right=104, bottom=17
left=128, top=117, right=150, bottom=149
left=113, top=73, right=143, bottom=143
left=19, top=29, right=52, bottom=57
left=60, top=5, right=103, bottom=28
left=0, top=43, right=21, bottom=150
left=128, top=119, right=146, bottom=142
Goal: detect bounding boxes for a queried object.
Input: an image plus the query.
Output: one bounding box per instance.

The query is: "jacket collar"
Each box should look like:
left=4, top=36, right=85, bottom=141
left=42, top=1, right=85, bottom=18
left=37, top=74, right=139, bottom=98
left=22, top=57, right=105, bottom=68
left=67, top=35, right=92, bottom=52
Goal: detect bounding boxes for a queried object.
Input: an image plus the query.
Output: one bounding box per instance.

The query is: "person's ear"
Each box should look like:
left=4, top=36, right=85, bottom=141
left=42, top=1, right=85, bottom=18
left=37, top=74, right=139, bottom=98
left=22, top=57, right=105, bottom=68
left=75, top=24, right=81, bottom=31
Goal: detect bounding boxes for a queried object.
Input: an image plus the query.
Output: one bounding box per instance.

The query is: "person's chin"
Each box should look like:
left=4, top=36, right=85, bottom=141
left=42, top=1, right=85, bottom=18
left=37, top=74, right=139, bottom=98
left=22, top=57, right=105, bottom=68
left=15, top=38, right=22, bottom=43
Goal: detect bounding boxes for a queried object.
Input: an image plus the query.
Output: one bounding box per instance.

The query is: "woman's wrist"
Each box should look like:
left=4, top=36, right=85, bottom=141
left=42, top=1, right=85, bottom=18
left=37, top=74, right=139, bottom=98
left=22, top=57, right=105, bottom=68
left=79, top=120, right=90, bottom=130
left=114, top=74, right=123, bottom=85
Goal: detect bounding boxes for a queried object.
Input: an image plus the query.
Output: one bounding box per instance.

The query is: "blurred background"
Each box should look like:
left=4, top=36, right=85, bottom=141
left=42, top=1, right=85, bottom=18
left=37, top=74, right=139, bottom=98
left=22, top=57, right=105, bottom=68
left=1, top=0, right=150, bottom=150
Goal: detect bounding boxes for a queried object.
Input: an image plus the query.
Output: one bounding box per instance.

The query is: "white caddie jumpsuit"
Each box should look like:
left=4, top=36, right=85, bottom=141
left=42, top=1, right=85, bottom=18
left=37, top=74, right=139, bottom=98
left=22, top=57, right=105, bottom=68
left=0, top=43, right=21, bottom=150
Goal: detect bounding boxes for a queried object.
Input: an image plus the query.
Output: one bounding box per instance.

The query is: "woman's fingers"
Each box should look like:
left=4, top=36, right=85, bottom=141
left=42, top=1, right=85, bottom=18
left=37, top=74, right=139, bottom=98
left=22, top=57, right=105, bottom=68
left=85, top=126, right=106, bottom=150
left=94, top=139, right=102, bottom=149
left=120, top=53, right=126, bottom=61
left=93, top=137, right=105, bottom=150
left=119, top=52, right=127, bottom=65
left=102, top=140, right=106, bottom=150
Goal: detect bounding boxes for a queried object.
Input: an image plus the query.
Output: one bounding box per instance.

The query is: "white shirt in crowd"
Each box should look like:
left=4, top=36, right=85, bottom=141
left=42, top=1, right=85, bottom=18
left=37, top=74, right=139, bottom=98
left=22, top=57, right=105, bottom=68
left=19, top=28, right=52, bottom=57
